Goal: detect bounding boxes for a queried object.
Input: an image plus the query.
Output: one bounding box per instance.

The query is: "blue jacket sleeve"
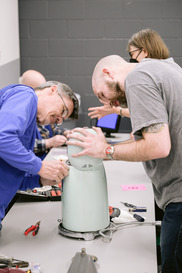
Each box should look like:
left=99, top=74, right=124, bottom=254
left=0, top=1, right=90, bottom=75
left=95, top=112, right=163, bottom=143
left=20, top=174, right=40, bottom=191
left=0, top=87, right=42, bottom=175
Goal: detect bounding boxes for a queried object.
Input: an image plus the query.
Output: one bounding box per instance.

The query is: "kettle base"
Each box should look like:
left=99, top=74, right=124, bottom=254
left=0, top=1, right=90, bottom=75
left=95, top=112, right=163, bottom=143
left=58, top=221, right=109, bottom=241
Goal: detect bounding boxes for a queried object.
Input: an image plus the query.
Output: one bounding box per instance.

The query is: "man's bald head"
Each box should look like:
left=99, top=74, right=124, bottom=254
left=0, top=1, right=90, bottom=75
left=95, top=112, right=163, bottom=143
left=19, top=70, right=46, bottom=89
left=92, top=55, right=134, bottom=108
left=92, top=55, right=126, bottom=80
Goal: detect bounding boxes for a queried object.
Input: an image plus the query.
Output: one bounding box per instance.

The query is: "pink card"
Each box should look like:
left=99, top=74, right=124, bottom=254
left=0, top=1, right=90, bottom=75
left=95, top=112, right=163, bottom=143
left=121, top=184, right=147, bottom=191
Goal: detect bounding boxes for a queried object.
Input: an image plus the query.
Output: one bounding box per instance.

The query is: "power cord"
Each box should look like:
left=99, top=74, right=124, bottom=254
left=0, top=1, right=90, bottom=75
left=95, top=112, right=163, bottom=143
left=99, top=220, right=161, bottom=242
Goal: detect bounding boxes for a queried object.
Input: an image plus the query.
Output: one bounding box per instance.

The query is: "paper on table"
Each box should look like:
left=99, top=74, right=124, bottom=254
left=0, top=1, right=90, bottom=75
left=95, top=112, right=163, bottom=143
left=121, top=184, right=147, bottom=191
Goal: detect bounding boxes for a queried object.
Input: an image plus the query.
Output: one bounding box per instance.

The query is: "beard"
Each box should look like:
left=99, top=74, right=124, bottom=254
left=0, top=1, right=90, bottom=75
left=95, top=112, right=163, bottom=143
left=106, top=80, right=128, bottom=108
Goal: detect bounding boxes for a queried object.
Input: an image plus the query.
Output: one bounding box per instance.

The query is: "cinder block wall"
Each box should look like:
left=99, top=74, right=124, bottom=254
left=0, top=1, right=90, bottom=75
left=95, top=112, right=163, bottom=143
left=19, top=0, right=182, bottom=131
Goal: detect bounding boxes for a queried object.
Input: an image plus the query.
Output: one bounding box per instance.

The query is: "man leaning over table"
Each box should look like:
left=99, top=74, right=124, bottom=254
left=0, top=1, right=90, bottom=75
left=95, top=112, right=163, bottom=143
left=0, top=81, right=78, bottom=230
left=66, top=55, right=182, bottom=273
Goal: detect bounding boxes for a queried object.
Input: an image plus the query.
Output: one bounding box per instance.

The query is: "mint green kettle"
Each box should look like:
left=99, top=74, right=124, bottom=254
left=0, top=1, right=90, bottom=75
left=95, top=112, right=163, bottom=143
left=62, top=128, right=110, bottom=232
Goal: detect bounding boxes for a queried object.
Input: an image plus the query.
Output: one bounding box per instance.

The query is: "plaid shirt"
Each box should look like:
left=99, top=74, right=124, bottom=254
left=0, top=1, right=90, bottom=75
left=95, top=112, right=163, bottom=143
left=34, top=124, right=66, bottom=155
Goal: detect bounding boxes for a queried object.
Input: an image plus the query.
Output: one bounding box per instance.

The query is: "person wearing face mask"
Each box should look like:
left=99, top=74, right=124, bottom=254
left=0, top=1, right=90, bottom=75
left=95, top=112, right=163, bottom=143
left=128, top=28, right=169, bottom=63
left=88, top=28, right=169, bottom=120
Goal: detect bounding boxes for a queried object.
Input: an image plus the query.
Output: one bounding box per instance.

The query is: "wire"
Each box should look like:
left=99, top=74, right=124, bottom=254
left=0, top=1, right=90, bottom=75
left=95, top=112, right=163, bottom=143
left=99, top=221, right=161, bottom=242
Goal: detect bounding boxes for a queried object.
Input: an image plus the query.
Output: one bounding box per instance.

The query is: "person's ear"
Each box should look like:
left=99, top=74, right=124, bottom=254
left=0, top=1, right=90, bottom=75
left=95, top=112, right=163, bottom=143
left=143, top=49, right=149, bottom=58
left=49, top=85, right=58, bottom=94
left=103, top=68, right=114, bottom=80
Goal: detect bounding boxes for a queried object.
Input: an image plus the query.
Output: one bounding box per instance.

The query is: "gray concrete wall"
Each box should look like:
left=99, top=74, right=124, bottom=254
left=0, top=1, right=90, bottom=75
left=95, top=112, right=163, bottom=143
left=19, top=0, right=182, bottom=131
left=0, top=59, right=20, bottom=89
left=0, top=0, right=20, bottom=89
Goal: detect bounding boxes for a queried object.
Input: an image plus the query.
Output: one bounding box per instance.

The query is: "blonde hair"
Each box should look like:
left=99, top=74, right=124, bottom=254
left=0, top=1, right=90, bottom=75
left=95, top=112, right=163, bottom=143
left=127, top=29, right=169, bottom=59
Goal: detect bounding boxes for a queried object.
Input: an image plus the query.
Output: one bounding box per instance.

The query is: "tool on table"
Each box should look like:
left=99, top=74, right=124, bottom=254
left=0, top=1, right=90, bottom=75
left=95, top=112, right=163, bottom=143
left=120, top=201, right=147, bottom=212
left=24, top=221, right=41, bottom=236
left=109, top=206, right=120, bottom=219
left=67, top=248, right=98, bottom=273
left=0, top=255, right=29, bottom=268
left=120, top=201, right=137, bottom=208
left=132, top=213, right=145, bottom=222
left=129, top=207, right=147, bottom=212
left=16, top=184, right=62, bottom=202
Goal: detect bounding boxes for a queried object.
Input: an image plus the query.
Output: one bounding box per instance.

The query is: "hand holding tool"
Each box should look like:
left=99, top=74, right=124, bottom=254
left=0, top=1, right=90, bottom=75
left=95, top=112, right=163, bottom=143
left=24, top=221, right=41, bottom=236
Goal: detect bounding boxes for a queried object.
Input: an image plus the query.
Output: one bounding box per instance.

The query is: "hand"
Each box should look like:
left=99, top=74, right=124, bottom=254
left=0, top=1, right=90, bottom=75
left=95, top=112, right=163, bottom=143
left=63, top=129, right=73, bottom=138
left=88, top=105, right=119, bottom=119
left=38, top=160, right=69, bottom=183
left=39, top=177, right=58, bottom=186
left=46, top=135, right=67, bottom=149
left=66, top=127, right=108, bottom=158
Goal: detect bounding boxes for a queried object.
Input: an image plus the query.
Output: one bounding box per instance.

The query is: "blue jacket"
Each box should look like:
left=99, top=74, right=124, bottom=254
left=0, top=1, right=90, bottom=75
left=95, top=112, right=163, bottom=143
left=0, top=85, right=42, bottom=222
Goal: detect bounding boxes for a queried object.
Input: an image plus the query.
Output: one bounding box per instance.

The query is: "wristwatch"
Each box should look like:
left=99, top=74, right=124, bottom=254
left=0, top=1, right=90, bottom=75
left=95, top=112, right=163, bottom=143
left=105, top=145, right=114, bottom=160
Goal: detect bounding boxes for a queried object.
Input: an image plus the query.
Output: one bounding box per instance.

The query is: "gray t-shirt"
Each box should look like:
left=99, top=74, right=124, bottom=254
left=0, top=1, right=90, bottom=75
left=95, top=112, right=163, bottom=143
left=125, top=58, right=182, bottom=210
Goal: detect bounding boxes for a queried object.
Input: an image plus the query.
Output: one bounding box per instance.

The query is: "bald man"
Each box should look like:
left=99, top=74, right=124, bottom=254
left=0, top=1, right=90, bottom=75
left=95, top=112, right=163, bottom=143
left=67, top=55, right=182, bottom=273
left=19, top=70, right=46, bottom=89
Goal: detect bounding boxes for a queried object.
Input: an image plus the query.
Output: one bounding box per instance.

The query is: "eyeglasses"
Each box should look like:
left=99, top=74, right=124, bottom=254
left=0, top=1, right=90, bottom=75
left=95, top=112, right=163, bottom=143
left=129, top=48, right=142, bottom=58
left=57, top=91, right=69, bottom=120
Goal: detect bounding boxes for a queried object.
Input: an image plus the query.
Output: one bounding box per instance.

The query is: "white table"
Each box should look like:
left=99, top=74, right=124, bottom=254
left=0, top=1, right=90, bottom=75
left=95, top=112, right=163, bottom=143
left=0, top=134, right=158, bottom=273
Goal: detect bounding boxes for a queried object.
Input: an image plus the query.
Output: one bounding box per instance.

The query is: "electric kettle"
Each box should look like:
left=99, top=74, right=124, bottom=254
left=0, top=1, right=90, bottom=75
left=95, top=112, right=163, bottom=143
left=62, top=128, right=110, bottom=232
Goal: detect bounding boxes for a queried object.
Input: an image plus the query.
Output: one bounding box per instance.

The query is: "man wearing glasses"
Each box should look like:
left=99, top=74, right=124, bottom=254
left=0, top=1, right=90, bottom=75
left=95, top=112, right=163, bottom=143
left=20, top=70, right=75, bottom=160
left=0, top=81, right=78, bottom=229
left=34, top=81, right=77, bottom=160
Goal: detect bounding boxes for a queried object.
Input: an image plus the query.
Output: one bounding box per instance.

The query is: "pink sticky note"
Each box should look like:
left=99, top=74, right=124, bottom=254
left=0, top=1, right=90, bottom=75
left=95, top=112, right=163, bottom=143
left=121, top=184, right=147, bottom=191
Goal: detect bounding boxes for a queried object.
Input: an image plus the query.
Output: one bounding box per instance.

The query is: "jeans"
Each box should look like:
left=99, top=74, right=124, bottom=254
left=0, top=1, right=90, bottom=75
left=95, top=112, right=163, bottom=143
left=160, top=202, right=182, bottom=273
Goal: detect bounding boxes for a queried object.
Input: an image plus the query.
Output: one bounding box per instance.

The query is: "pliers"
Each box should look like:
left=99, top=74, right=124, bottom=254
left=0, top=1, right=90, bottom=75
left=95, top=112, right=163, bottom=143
left=24, top=221, right=41, bottom=236
left=0, top=255, right=29, bottom=268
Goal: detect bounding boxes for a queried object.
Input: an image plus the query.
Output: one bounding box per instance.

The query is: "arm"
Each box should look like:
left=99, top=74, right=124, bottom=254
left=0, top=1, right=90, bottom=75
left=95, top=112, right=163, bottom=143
left=38, top=160, right=69, bottom=182
left=45, top=135, right=67, bottom=149
left=66, top=123, right=171, bottom=162
left=34, top=125, right=67, bottom=155
left=88, top=105, right=130, bottom=119
left=112, top=123, right=171, bottom=161
left=0, top=89, right=42, bottom=174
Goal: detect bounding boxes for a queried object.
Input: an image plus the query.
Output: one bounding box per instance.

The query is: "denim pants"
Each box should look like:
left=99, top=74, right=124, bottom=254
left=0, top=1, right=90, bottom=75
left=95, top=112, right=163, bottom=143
left=160, top=202, right=182, bottom=273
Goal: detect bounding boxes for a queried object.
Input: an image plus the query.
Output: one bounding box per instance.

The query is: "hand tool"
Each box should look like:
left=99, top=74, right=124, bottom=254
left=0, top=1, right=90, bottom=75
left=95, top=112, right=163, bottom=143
left=129, top=207, right=147, bottom=212
left=120, top=201, right=147, bottom=212
left=132, top=213, right=145, bottom=222
left=120, top=201, right=137, bottom=208
left=109, top=206, right=120, bottom=218
left=0, top=255, right=29, bottom=268
left=24, top=221, right=41, bottom=236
